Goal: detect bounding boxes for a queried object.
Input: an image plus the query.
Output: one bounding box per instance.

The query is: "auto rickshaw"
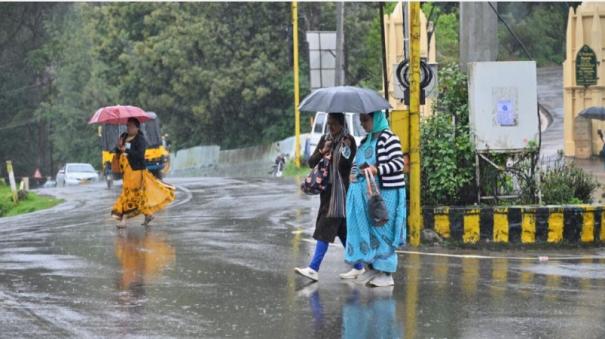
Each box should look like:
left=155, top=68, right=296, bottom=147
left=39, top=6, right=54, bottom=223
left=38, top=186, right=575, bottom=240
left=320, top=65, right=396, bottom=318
left=99, top=112, right=171, bottom=188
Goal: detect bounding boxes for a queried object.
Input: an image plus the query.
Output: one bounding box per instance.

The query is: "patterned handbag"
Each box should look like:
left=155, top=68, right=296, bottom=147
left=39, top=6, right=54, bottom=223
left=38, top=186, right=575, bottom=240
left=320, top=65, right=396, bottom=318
left=300, top=157, right=330, bottom=195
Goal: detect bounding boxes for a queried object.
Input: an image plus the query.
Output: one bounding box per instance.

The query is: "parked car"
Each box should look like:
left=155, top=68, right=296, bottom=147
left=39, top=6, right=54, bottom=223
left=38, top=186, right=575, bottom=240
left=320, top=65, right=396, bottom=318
left=42, top=180, right=57, bottom=188
left=305, top=112, right=367, bottom=160
left=56, top=163, right=99, bottom=187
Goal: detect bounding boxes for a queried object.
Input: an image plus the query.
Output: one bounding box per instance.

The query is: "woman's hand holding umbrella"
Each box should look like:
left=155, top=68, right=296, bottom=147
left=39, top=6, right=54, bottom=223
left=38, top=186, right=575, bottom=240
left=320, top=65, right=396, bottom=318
left=116, top=136, right=126, bottom=153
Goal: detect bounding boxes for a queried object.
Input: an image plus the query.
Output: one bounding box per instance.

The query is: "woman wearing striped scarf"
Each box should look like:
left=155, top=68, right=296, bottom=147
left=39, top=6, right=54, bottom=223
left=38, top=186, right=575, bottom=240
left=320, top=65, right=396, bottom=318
left=295, top=113, right=363, bottom=282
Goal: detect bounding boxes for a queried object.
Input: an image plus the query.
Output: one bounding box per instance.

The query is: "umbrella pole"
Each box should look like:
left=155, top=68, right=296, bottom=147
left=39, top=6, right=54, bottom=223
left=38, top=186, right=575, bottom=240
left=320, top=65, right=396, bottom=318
left=292, top=1, right=301, bottom=167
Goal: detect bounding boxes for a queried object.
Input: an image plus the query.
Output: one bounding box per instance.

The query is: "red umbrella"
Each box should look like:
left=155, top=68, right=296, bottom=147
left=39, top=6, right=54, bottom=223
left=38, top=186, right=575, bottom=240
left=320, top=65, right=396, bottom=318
left=88, top=105, right=154, bottom=125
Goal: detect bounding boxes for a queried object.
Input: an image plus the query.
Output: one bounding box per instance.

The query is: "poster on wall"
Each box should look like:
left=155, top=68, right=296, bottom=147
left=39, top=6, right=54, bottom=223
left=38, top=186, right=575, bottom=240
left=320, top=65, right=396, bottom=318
left=493, top=87, right=518, bottom=127
left=468, top=61, right=538, bottom=152
left=496, top=100, right=515, bottom=126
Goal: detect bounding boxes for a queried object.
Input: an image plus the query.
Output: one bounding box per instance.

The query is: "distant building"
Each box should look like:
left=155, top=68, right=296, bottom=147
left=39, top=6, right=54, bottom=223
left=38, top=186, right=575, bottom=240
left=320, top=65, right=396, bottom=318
left=563, top=3, right=605, bottom=159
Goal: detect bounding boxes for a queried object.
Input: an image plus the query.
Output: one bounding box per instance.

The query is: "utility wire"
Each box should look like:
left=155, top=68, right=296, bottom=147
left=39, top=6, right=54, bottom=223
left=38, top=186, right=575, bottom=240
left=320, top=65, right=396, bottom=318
left=488, top=2, right=533, bottom=61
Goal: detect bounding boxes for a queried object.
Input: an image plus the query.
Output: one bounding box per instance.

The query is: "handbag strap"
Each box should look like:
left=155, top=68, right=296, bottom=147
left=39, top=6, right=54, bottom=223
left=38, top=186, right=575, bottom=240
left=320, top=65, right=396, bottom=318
left=363, top=168, right=380, bottom=196
left=364, top=169, right=371, bottom=195
left=369, top=172, right=380, bottom=195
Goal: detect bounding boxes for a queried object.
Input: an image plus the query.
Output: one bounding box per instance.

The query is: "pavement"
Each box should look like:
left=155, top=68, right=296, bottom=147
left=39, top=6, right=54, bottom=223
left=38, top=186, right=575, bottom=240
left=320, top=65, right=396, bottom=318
left=3, top=178, right=605, bottom=338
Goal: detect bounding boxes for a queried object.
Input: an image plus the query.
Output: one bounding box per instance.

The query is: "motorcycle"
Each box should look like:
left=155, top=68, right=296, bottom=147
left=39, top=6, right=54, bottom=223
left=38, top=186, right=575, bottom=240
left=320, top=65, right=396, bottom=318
left=271, top=153, right=287, bottom=177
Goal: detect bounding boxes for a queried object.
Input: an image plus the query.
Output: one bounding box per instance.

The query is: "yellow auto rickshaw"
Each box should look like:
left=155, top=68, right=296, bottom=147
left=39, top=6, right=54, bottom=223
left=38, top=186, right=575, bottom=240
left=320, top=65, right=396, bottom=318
left=99, top=112, right=170, bottom=187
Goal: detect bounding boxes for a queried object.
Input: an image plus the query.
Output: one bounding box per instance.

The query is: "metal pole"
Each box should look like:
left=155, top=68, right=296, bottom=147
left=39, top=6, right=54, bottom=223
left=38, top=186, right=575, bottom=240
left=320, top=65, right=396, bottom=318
left=408, top=2, right=422, bottom=246
left=402, top=0, right=409, bottom=59
left=335, top=2, right=345, bottom=86
left=380, top=2, right=389, bottom=101
left=292, top=1, right=301, bottom=167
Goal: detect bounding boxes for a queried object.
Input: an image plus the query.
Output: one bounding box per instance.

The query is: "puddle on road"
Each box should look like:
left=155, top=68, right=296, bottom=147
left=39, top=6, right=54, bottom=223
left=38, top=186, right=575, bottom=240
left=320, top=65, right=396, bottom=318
left=521, top=261, right=605, bottom=279
left=5, top=180, right=605, bottom=337
left=114, top=229, right=176, bottom=306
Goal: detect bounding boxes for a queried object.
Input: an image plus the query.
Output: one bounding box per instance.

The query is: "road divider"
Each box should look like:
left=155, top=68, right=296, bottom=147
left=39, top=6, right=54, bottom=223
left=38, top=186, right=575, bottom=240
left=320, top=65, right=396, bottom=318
left=424, top=205, right=605, bottom=245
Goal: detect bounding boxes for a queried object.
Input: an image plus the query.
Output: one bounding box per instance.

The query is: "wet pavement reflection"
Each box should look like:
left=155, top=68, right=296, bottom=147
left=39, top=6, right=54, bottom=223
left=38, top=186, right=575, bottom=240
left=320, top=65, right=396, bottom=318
left=1, top=178, right=605, bottom=338
left=114, top=228, right=175, bottom=334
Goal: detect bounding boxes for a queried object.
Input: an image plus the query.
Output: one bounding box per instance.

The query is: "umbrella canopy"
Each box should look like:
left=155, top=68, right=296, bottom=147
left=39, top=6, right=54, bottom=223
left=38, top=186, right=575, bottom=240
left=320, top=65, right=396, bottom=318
left=88, top=105, right=154, bottom=125
left=299, top=86, right=391, bottom=114
left=579, top=106, right=605, bottom=120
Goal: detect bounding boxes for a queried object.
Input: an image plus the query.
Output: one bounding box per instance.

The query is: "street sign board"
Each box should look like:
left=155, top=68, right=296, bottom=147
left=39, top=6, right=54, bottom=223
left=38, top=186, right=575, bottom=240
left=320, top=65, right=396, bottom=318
left=576, top=44, right=598, bottom=87
left=306, top=31, right=336, bottom=90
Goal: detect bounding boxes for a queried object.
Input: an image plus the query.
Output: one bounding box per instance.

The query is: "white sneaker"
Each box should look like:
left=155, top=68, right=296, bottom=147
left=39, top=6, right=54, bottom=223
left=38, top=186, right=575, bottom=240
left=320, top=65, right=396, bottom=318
left=355, top=268, right=379, bottom=285
left=294, top=267, right=319, bottom=282
left=339, top=268, right=365, bottom=280
left=368, top=272, right=395, bottom=287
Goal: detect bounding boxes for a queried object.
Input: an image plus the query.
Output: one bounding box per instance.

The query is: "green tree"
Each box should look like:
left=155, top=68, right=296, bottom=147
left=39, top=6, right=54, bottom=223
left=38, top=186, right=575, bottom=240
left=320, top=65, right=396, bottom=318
left=84, top=3, right=305, bottom=149
left=37, top=4, right=116, bottom=168
left=0, top=4, right=61, bottom=177
left=422, top=3, right=459, bottom=64
left=496, top=3, right=569, bottom=66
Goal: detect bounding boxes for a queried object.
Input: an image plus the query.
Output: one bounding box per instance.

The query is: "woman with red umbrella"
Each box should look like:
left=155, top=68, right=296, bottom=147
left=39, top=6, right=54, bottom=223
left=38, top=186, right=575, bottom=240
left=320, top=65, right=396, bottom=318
left=90, top=105, right=175, bottom=228
left=111, top=117, right=175, bottom=227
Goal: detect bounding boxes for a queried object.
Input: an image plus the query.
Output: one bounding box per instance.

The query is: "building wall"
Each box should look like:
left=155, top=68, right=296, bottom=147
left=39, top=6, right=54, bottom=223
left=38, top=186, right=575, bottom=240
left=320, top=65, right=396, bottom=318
left=383, top=2, right=436, bottom=115
left=563, top=3, right=605, bottom=158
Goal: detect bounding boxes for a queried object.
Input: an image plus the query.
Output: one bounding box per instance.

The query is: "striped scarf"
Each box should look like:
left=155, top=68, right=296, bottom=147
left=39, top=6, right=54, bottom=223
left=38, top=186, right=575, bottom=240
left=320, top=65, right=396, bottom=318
left=327, top=128, right=349, bottom=218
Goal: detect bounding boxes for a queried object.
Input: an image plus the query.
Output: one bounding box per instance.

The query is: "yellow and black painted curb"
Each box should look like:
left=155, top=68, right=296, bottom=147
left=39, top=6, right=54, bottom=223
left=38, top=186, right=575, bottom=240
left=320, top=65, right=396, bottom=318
left=423, top=205, right=605, bottom=245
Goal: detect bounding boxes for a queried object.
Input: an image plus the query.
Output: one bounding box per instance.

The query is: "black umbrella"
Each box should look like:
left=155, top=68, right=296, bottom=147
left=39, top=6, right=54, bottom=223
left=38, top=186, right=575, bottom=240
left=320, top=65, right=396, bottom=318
left=579, top=106, right=605, bottom=120
left=299, top=86, right=391, bottom=114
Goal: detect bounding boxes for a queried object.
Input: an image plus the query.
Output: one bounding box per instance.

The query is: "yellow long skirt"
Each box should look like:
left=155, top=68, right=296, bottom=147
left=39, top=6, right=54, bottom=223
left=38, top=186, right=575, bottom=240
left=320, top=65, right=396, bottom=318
left=111, top=154, right=175, bottom=219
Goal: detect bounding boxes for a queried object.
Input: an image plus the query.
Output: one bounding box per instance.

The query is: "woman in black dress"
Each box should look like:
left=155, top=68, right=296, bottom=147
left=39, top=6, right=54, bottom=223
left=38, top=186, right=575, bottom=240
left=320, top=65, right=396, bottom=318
left=295, top=113, right=364, bottom=282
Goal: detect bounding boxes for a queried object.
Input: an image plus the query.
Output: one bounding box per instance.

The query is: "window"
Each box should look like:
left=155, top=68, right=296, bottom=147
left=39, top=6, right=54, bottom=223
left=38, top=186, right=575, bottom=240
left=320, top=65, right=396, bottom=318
left=67, top=164, right=96, bottom=173
left=351, top=114, right=367, bottom=138
left=313, top=113, right=327, bottom=134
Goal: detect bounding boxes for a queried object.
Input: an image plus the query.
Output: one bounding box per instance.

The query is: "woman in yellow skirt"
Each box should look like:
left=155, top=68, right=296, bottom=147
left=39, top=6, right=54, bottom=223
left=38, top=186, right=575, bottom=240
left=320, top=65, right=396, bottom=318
left=111, top=117, right=175, bottom=228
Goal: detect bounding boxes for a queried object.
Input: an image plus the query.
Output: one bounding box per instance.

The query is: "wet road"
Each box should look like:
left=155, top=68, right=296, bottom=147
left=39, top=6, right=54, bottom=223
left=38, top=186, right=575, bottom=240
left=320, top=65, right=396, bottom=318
left=537, top=66, right=564, bottom=160
left=3, top=177, right=605, bottom=338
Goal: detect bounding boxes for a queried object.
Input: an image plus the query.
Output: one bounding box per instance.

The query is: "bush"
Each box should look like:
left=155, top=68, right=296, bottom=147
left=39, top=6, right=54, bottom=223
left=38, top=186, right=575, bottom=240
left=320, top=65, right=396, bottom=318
left=420, top=64, right=598, bottom=207
left=421, top=64, right=476, bottom=206
left=421, top=113, right=475, bottom=206
left=283, top=160, right=310, bottom=177
left=540, top=160, right=599, bottom=205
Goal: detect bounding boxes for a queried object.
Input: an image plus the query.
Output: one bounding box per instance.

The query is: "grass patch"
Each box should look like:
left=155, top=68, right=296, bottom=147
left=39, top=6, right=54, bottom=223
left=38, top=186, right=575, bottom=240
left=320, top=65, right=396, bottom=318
left=283, top=160, right=310, bottom=177
left=0, top=184, right=62, bottom=217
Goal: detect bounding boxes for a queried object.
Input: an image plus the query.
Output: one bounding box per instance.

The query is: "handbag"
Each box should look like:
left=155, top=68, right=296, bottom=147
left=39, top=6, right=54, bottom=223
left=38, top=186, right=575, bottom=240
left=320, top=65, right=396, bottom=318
left=111, top=153, right=122, bottom=174
left=364, top=169, right=389, bottom=227
left=300, top=156, right=330, bottom=195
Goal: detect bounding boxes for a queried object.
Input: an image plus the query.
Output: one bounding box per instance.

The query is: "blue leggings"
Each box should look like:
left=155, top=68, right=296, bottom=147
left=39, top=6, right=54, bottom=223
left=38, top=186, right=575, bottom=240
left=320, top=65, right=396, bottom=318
left=309, top=235, right=363, bottom=271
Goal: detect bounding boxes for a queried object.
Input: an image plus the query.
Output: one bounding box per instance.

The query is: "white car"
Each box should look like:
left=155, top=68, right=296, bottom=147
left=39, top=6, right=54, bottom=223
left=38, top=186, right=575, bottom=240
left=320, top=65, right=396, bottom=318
left=305, top=112, right=367, bottom=159
left=56, top=163, right=99, bottom=187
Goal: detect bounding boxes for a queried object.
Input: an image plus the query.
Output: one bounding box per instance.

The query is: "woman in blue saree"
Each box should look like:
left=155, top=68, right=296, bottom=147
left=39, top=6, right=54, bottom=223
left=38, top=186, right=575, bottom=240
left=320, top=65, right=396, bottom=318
left=345, top=111, right=407, bottom=287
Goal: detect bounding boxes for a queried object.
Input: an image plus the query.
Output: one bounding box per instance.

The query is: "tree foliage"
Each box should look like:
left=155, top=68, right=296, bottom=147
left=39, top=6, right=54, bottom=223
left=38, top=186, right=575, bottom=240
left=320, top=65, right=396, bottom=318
left=422, top=3, right=459, bottom=64
left=0, top=2, right=577, bottom=181
left=495, top=2, right=570, bottom=66
left=1, top=2, right=391, bottom=178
